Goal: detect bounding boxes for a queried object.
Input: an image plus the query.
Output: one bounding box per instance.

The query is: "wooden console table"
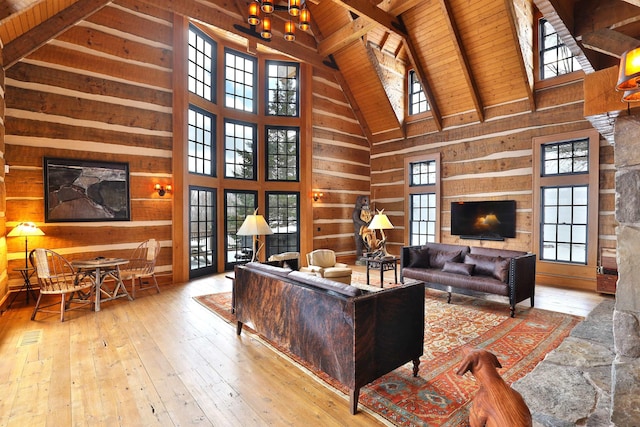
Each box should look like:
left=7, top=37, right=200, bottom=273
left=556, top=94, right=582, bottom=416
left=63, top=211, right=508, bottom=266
left=365, top=256, right=398, bottom=287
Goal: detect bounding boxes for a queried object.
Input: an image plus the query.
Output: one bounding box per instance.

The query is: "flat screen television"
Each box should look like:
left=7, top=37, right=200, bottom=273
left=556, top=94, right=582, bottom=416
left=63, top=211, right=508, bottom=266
left=450, top=200, right=516, bottom=241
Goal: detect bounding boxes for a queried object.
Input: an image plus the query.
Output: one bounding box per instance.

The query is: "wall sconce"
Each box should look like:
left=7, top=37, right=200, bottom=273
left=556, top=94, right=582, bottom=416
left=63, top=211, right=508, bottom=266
left=617, top=46, right=640, bottom=102
left=154, top=183, right=172, bottom=196
left=313, top=192, right=323, bottom=202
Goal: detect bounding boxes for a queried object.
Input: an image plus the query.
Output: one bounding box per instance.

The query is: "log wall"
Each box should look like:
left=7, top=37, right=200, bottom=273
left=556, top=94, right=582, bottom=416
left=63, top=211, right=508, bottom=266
left=3, top=1, right=174, bottom=297
left=369, top=77, right=617, bottom=289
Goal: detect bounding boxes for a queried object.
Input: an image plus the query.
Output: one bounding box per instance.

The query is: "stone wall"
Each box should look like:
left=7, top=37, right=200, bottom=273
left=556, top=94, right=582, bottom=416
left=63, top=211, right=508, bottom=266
left=612, top=115, right=640, bottom=425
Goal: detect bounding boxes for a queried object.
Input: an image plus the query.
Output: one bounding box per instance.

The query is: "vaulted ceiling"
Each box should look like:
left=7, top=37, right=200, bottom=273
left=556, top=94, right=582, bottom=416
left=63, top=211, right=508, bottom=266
left=1, top=0, right=638, bottom=141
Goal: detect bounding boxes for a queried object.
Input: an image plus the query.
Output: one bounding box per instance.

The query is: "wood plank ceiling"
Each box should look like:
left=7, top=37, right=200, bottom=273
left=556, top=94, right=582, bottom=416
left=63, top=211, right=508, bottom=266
left=1, top=0, right=639, bottom=141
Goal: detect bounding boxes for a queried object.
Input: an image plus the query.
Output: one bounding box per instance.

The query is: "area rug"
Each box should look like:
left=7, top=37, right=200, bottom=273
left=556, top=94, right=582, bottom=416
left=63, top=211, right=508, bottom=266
left=194, top=273, right=581, bottom=426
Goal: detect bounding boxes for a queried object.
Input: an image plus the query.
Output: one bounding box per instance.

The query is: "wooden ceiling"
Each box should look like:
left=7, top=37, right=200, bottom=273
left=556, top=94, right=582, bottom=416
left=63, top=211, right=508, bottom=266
left=1, top=0, right=639, bottom=140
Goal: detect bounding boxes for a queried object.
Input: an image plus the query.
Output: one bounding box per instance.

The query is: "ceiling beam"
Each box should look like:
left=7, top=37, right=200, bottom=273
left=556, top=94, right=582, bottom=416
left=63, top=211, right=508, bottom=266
left=318, top=16, right=373, bottom=57
left=622, top=0, right=640, bottom=6
left=3, top=0, right=111, bottom=69
left=438, top=0, right=484, bottom=122
left=581, top=28, right=640, bottom=57
left=329, top=0, right=406, bottom=37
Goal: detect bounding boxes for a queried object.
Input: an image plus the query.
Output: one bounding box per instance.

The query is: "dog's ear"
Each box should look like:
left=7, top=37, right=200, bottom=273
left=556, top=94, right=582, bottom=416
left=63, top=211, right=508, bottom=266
left=488, top=351, right=502, bottom=369
left=456, top=354, right=474, bottom=376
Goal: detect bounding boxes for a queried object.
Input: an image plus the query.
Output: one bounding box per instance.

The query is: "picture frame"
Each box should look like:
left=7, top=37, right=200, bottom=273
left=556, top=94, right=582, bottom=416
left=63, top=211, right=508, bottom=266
left=44, top=157, right=131, bottom=222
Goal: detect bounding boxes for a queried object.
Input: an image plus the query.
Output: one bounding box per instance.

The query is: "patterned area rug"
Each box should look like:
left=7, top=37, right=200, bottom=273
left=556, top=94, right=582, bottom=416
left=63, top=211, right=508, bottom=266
left=194, top=272, right=581, bottom=426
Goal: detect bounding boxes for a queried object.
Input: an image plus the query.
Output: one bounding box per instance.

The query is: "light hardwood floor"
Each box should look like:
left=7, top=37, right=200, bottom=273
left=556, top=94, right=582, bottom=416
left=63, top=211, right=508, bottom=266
left=0, top=268, right=611, bottom=426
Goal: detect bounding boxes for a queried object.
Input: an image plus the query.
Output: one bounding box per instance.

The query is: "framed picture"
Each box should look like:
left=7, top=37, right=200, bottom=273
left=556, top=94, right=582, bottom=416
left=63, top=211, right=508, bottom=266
left=44, top=157, right=131, bottom=222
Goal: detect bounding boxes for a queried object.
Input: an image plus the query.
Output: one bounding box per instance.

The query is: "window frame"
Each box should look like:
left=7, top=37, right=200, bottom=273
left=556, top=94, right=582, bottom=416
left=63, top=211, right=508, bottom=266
left=533, top=14, right=584, bottom=88
left=188, top=24, right=217, bottom=103
left=223, top=118, right=257, bottom=180
left=532, top=129, right=599, bottom=287
left=265, top=125, right=300, bottom=182
left=265, top=60, right=300, bottom=117
left=224, top=47, right=258, bottom=114
left=224, top=190, right=258, bottom=270
left=187, top=105, right=216, bottom=177
left=189, top=186, right=217, bottom=278
left=265, top=191, right=300, bottom=257
left=408, top=69, right=429, bottom=116
left=404, top=153, right=441, bottom=245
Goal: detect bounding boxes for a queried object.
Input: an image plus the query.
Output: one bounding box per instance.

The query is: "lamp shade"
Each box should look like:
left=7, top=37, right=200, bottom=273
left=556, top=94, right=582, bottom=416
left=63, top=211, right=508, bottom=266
left=237, top=209, right=274, bottom=236
left=617, top=47, right=640, bottom=91
left=368, top=209, right=394, bottom=230
left=8, top=222, right=45, bottom=238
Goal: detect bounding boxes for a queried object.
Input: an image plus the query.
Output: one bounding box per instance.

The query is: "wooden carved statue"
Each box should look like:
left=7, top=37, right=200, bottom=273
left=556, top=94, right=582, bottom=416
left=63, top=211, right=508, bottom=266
left=456, top=348, right=532, bottom=427
left=352, top=195, right=371, bottom=257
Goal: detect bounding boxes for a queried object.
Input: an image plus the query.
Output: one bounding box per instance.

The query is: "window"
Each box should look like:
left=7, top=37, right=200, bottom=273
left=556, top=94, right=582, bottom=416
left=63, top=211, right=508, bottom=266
left=225, top=190, right=257, bottom=269
left=190, top=187, right=217, bottom=278
left=225, top=49, right=256, bottom=112
left=405, top=155, right=440, bottom=244
left=533, top=130, right=599, bottom=285
left=188, top=25, right=216, bottom=102
left=266, top=192, right=299, bottom=256
left=266, top=61, right=299, bottom=116
left=188, top=106, right=215, bottom=176
left=224, top=120, right=256, bottom=179
left=542, top=139, right=588, bottom=176
left=408, top=70, right=429, bottom=115
left=539, top=18, right=581, bottom=80
left=266, top=126, right=299, bottom=181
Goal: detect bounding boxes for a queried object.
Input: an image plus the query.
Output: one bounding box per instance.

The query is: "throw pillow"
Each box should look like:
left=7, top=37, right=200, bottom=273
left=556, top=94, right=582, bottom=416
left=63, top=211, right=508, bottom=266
left=429, top=250, right=462, bottom=269
left=442, top=261, right=474, bottom=276
left=407, top=247, right=430, bottom=268
left=464, top=253, right=511, bottom=282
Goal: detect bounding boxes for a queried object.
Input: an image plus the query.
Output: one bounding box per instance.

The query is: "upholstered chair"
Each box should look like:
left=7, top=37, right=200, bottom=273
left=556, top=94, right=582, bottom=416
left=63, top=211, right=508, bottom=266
left=300, top=249, right=352, bottom=284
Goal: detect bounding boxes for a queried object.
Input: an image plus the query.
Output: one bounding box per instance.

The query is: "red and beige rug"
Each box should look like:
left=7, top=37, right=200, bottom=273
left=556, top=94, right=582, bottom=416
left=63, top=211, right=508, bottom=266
left=194, top=274, right=581, bottom=426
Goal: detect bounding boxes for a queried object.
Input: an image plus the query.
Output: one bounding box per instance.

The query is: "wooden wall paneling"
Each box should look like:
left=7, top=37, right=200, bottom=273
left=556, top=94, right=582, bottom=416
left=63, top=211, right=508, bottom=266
left=0, top=46, right=7, bottom=304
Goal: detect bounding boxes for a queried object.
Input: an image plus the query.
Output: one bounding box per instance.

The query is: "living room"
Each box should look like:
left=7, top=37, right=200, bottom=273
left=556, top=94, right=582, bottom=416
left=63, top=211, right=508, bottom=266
left=0, top=0, right=638, bottom=425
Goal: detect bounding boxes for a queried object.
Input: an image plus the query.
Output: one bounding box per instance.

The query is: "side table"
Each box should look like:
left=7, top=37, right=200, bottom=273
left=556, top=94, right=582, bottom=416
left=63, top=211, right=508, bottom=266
left=365, top=256, right=398, bottom=287
left=7, top=266, right=37, bottom=308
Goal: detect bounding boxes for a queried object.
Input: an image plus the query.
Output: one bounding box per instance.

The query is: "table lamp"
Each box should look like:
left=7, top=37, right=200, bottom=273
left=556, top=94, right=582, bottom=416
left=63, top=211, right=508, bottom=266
left=368, top=209, right=394, bottom=258
left=8, top=222, right=45, bottom=268
left=236, top=208, right=273, bottom=262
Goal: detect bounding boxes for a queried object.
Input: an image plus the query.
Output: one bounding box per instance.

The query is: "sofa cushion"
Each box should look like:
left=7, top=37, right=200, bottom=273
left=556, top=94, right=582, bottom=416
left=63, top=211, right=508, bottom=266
left=245, top=261, right=292, bottom=277
left=407, top=246, right=430, bottom=268
left=430, top=250, right=462, bottom=269
left=464, top=254, right=510, bottom=283
left=442, top=261, right=474, bottom=276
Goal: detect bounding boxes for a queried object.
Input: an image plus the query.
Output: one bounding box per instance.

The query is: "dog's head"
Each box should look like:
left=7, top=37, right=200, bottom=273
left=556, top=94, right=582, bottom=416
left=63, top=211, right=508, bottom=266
left=456, top=348, right=502, bottom=376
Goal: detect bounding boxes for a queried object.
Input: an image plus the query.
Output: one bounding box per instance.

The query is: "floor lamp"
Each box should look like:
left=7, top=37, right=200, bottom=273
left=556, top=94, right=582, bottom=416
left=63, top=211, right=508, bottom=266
left=8, top=222, right=45, bottom=268
left=236, top=209, right=274, bottom=262
left=368, top=209, right=394, bottom=258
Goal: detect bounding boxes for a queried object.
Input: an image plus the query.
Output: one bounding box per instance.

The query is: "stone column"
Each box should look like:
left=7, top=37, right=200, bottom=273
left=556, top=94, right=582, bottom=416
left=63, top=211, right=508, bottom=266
left=611, top=115, right=640, bottom=425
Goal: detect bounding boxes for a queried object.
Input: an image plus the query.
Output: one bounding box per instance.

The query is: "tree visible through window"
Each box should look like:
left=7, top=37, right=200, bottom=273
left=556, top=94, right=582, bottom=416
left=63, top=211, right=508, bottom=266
left=266, top=126, right=298, bottom=181
left=225, top=190, right=257, bottom=268
left=266, top=192, right=299, bottom=256
left=224, top=120, right=256, bottom=179
left=539, top=18, right=581, bottom=79
left=266, top=61, right=298, bottom=116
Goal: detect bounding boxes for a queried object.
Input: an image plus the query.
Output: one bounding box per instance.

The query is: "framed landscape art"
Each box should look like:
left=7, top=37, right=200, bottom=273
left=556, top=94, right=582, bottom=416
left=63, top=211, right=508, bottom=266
left=44, top=157, right=131, bottom=222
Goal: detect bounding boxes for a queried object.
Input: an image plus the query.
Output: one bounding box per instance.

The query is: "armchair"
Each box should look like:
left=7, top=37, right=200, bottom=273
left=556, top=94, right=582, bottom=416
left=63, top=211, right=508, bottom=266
left=300, top=249, right=352, bottom=284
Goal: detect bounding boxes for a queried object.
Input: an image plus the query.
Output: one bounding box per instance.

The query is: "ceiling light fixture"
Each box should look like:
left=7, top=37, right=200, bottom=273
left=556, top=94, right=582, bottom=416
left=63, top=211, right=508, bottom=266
left=246, top=0, right=311, bottom=42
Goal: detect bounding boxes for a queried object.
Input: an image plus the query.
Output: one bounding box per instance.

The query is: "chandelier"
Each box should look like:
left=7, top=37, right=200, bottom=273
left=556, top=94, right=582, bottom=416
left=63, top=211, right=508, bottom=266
left=247, top=0, right=311, bottom=41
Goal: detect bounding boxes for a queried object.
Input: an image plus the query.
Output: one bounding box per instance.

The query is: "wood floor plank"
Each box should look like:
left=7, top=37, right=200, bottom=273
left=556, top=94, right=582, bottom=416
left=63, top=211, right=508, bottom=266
left=0, top=269, right=608, bottom=427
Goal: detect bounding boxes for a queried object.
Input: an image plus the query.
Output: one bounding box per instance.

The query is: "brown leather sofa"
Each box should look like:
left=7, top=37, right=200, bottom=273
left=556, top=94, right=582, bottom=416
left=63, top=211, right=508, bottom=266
left=234, top=262, right=425, bottom=414
left=400, top=243, right=536, bottom=317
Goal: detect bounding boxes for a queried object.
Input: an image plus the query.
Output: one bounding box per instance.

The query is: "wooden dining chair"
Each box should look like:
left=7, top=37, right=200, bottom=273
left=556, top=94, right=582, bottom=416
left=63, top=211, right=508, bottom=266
left=119, top=239, right=161, bottom=299
left=29, top=248, right=95, bottom=322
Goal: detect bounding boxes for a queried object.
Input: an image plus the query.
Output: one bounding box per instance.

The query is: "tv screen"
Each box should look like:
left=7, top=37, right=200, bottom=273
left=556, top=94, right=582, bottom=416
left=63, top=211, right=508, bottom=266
left=451, top=200, right=516, bottom=240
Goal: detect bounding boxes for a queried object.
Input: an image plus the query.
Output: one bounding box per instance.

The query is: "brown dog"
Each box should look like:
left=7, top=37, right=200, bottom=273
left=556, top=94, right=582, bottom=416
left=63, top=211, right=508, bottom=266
left=456, top=348, right=532, bottom=427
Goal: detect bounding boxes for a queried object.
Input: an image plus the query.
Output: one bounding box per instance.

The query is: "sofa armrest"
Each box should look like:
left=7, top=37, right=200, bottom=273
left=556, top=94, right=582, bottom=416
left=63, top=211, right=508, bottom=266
left=509, top=253, right=537, bottom=312
left=400, top=246, right=422, bottom=282
left=335, top=262, right=348, bottom=268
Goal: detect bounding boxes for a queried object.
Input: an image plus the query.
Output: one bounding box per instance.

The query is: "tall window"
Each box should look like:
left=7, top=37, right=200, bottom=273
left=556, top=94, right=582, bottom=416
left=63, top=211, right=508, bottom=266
left=225, top=190, right=257, bottom=268
left=225, top=49, right=256, bottom=112
left=539, top=138, right=589, bottom=263
left=405, top=155, right=440, bottom=245
left=266, top=126, right=299, bottom=181
left=190, top=187, right=217, bottom=278
left=408, top=70, right=429, bottom=115
left=188, top=106, right=215, bottom=176
left=266, top=192, right=299, bottom=256
left=188, top=25, right=216, bottom=101
left=539, top=18, right=581, bottom=79
left=533, top=130, right=599, bottom=286
left=224, top=120, right=256, bottom=179
left=266, top=60, right=299, bottom=116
